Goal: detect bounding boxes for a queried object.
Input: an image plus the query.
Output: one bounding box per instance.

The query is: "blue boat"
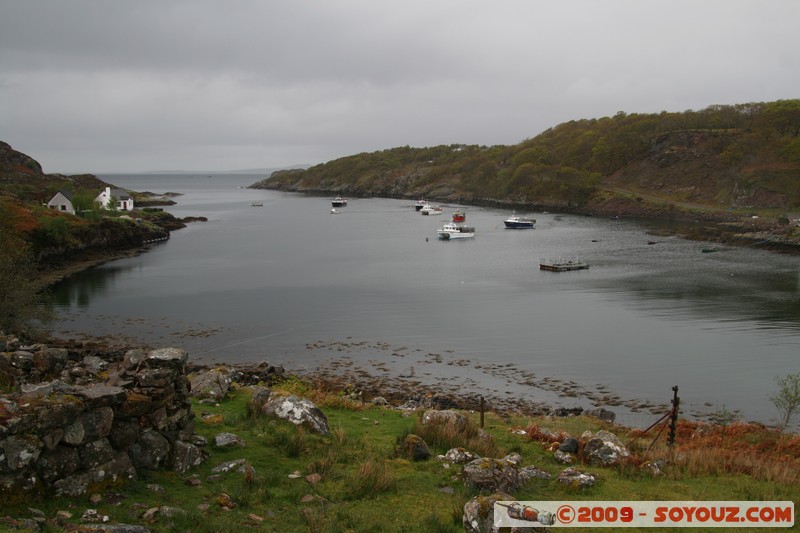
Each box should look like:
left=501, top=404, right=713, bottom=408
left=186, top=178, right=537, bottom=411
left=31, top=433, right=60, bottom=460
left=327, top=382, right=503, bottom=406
left=504, top=212, right=535, bottom=229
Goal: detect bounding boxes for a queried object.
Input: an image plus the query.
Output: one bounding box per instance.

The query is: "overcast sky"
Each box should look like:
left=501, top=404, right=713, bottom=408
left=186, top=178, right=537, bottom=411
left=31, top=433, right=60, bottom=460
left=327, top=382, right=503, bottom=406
left=1, top=1, right=798, bottom=174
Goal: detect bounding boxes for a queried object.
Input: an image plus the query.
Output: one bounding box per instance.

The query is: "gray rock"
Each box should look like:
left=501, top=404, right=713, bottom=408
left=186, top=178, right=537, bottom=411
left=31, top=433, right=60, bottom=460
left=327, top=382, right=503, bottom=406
left=462, top=456, right=521, bottom=493
left=556, top=467, right=597, bottom=488
left=558, top=436, right=579, bottom=453
left=261, top=394, right=330, bottom=435
left=128, top=430, right=170, bottom=470
left=171, top=440, right=205, bottom=473
left=441, top=447, right=478, bottom=464
left=553, top=449, right=574, bottom=464
left=213, top=432, right=245, bottom=449
left=189, top=367, right=233, bottom=400
left=2, top=434, right=43, bottom=470
left=396, top=434, right=431, bottom=461
left=583, top=430, right=630, bottom=467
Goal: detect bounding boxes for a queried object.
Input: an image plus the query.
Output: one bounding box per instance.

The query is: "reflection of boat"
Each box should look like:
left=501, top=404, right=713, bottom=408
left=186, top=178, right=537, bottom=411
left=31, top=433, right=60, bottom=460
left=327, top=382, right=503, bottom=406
left=415, top=198, right=426, bottom=211
left=539, top=258, right=589, bottom=272
left=420, top=203, right=443, bottom=215
left=330, top=208, right=342, bottom=214
left=437, top=222, right=475, bottom=240
left=452, top=208, right=466, bottom=223
left=332, top=197, right=348, bottom=207
left=504, top=212, right=535, bottom=229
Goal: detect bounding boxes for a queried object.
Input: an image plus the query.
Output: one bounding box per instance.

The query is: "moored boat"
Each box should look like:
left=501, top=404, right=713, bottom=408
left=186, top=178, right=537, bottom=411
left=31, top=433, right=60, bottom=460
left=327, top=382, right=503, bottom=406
left=415, top=198, right=426, bottom=211
left=332, top=196, right=348, bottom=207
left=420, top=203, right=443, bottom=216
left=437, top=222, right=475, bottom=240
left=504, top=212, right=535, bottom=229
left=330, top=208, right=342, bottom=214
left=452, top=208, right=466, bottom=223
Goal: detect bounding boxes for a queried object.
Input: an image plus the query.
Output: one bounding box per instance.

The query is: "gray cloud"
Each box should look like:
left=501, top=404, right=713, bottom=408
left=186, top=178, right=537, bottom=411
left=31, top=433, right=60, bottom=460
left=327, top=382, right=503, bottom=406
left=1, top=0, right=798, bottom=173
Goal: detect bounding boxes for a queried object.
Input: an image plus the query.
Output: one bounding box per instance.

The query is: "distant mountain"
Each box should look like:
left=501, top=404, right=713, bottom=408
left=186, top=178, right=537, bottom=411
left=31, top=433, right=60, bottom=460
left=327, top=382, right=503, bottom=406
left=134, top=166, right=310, bottom=175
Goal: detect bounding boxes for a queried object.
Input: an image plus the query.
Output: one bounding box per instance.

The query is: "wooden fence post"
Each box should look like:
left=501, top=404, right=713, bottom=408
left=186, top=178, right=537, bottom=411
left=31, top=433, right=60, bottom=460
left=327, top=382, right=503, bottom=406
left=668, top=386, right=680, bottom=446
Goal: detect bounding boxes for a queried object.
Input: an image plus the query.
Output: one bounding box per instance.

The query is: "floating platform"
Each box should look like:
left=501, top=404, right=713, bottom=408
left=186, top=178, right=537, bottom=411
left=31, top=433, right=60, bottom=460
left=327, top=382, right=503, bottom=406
left=539, top=259, right=590, bottom=272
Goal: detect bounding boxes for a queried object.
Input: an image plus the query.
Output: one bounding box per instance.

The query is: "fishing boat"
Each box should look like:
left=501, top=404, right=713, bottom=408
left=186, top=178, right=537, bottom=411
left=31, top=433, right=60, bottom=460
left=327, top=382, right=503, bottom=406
left=437, top=222, right=475, bottom=240
left=504, top=212, right=535, bottom=229
left=420, top=203, right=443, bottom=216
left=250, top=201, right=263, bottom=207
left=331, top=196, right=348, bottom=207
left=452, top=208, right=466, bottom=223
left=414, top=198, right=427, bottom=211
left=330, top=208, right=342, bottom=214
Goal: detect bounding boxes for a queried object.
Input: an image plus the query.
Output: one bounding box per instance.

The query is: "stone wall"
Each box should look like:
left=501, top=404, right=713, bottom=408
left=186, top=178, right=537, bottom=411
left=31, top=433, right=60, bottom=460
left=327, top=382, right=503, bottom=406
left=0, top=340, right=204, bottom=502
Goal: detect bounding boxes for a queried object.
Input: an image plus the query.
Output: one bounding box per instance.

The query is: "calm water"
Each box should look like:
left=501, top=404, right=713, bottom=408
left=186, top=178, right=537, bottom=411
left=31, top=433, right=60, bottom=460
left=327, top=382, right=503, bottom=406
left=50, top=174, right=800, bottom=426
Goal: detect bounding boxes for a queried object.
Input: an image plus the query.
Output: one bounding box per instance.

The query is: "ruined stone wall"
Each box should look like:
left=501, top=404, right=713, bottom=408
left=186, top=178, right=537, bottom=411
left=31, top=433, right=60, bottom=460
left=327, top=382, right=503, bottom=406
left=0, top=341, right=204, bottom=502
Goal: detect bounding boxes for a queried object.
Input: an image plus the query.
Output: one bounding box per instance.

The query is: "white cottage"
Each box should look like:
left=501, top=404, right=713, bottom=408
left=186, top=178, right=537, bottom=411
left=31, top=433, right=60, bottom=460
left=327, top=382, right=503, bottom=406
left=46, top=190, right=76, bottom=214
left=95, top=186, right=134, bottom=211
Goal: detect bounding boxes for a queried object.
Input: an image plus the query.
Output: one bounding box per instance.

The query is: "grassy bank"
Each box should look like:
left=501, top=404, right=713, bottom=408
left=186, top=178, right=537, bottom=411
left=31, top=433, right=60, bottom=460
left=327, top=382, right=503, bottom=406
left=3, top=378, right=798, bottom=532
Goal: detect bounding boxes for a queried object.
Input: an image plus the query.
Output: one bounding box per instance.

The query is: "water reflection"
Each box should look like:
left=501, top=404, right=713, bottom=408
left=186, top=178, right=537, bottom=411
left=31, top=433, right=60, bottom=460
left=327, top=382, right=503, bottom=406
left=51, top=262, right=139, bottom=309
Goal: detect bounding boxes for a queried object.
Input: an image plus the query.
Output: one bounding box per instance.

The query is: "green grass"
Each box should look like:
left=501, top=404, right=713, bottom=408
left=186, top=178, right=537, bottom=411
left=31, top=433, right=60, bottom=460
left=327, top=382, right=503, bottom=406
left=2, top=387, right=798, bottom=532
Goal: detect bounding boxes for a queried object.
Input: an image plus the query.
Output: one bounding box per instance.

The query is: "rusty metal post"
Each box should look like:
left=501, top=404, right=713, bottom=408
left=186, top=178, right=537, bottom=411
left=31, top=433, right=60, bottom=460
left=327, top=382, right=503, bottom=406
left=668, top=386, right=680, bottom=447
left=480, top=396, right=485, bottom=428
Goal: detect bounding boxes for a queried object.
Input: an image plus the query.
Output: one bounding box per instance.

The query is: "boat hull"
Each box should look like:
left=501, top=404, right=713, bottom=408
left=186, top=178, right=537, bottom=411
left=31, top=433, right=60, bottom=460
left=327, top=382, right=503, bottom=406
left=438, top=231, right=474, bottom=240
left=504, top=221, right=534, bottom=229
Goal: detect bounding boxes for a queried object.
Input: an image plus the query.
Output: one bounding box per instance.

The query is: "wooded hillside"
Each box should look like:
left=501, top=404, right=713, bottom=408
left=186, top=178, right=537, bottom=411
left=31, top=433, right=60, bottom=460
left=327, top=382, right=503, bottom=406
left=252, top=100, right=800, bottom=218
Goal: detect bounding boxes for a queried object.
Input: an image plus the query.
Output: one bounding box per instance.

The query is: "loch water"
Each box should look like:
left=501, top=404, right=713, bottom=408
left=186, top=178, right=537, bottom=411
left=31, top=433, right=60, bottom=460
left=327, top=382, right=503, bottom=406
left=50, top=174, right=800, bottom=427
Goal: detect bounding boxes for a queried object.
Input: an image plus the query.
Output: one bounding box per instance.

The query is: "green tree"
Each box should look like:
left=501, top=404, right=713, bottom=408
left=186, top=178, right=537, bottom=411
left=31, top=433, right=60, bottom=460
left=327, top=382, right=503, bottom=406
left=770, top=372, right=800, bottom=432
left=72, top=190, right=101, bottom=220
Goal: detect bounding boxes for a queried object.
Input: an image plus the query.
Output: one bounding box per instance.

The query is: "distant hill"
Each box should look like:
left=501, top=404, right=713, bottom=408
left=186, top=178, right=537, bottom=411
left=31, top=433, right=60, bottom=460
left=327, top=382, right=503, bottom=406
left=252, top=100, right=800, bottom=220
left=0, top=141, right=109, bottom=204
left=132, top=166, right=310, bottom=175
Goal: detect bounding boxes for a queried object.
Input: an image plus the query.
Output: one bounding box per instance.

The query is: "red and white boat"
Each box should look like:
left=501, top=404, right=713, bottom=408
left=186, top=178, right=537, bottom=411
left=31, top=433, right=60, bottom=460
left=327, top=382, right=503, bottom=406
left=452, top=208, right=466, bottom=223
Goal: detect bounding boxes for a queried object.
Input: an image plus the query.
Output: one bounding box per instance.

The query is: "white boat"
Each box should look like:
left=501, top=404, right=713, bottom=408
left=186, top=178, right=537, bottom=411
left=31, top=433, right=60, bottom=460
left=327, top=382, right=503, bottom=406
left=414, top=198, right=427, bottom=211
left=420, top=203, right=443, bottom=216
left=504, top=212, right=535, bottom=229
left=330, top=208, right=342, bottom=214
left=332, top=196, right=348, bottom=207
left=437, top=222, right=475, bottom=240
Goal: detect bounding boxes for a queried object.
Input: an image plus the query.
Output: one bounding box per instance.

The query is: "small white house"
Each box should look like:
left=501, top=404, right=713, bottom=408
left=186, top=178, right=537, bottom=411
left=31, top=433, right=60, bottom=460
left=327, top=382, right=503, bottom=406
left=95, top=186, right=134, bottom=211
left=46, top=190, right=76, bottom=214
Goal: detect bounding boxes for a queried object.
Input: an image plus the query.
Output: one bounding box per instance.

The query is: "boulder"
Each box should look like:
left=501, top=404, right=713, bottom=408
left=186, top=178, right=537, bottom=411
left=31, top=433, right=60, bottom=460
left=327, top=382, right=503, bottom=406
left=583, top=430, right=630, bottom=467
left=396, top=434, right=431, bottom=461
left=213, top=432, right=245, bottom=449
left=260, top=394, right=329, bottom=435
left=462, top=454, right=527, bottom=493
left=441, top=447, right=478, bottom=464
left=188, top=367, right=234, bottom=401
left=463, top=492, right=532, bottom=533
left=556, top=467, right=596, bottom=488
